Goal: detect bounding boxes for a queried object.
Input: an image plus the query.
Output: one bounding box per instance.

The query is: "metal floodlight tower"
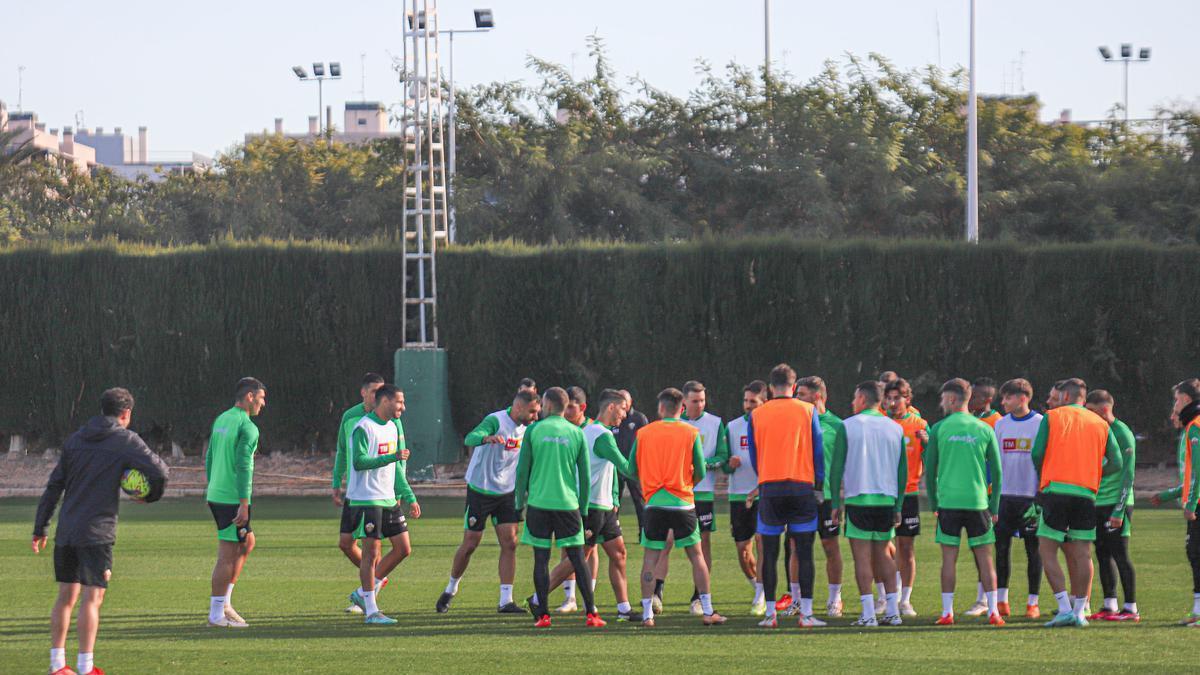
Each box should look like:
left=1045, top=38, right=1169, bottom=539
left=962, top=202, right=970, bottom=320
left=292, top=62, right=341, bottom=134
left=444, top=8, right=495, bottom=243
left=1098, top=43, right=1151, bottom=122
left=399, top=0, right=449, bottom=348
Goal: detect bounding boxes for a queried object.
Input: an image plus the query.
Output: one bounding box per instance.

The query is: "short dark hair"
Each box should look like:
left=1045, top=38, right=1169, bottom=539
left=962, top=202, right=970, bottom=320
left=566, top=386, right=587, bottom=405
left=1086, top=389, right=1114, bottom=406
left=744, top=380, right=769, bottom=398
left=682, top=380, right=705, bottom=395
left=658, top=387, right=684, bottom=411
left=972, top=377, right=997, bottom=390
left=878, top=371, right=899, bottom=384
left=514, top=389, right=538, bottom=405
left=519, top=377, right=537, bottom=391
left=999, top=378, right=1033, bottom=398
left=100, top=387, right=135, bottom=416
left=235, top=377, right=266, bottom=400
left=1059, top=377, right=1087, bottom=401
left=1174, top=378, right=1200, bottom=402
left=769, top=363, right=797, bottom=389
left=598, top=388, right=625, bottom=411
left=884, top=377, right=912, bottom=399
left=543, top=387, right=569, bottom=413
left=375, top=384, right=401, bottom=402
left=796, top=375, right=826, bottom=398
left=855, top=380, right=884, bottom=406
left=361, top=372, right=386, bottom=387
left=940, top=378, right=972, bottom=400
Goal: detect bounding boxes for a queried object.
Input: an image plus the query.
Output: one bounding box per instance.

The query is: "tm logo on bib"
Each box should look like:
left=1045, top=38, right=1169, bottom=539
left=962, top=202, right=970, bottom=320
left=378, top=441, right=397, bottom=456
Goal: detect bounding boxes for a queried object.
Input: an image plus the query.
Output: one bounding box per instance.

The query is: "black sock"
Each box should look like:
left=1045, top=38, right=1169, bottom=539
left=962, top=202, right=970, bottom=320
left=565, top=547, right=596, bottom=614
left=533, top=548, right=551, bottom=618
left=1111, top=537, right=1136, bottom=605
left=1023, top=534, right=1042, bottom=596
left=791, top=532, right=816, bottom=599
left=761, top=534, right=781, bottom=603
left=690, top=587, right=700, bottom=603
left=654, top=579, right=664, bottom=597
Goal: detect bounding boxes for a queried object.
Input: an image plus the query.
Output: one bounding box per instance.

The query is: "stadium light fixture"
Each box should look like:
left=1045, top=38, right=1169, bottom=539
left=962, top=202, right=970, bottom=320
left=1098, top=46, right=1112, bottom=60
left=474, top=9, right=494, bottom=28
left=313, top=62, right=325, bottom=77
left=443, top=9, right=497, bottom=242
left=292, top=65, right=308, bottom=79
left=1097, top=43, right=1152, bottom=122
left=291, top=62, right=342, bottom=135
left=406, top=10, right=426, bottom=30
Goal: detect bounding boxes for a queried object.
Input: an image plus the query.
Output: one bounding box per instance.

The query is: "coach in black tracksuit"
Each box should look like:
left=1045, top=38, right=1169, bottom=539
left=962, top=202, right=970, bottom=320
left=32, top=387, right=168, bottom=675
left=614, top=390, right=650, bottom=534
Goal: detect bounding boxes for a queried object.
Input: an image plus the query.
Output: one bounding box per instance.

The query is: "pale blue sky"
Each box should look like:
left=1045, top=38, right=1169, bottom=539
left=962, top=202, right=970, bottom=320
left=3, top=1, right=1196, bottom=157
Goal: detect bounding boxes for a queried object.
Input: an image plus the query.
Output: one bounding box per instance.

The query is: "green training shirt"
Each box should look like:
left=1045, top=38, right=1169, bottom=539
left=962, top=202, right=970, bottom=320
left=924, top=411, right=1001, bottom=513
left=205, top=406, right=260, bottom=505
left=1096, top=418, right=1135, bottom=517
left=819, top=410, right=845, bottom=501
left=332, top=402, right=366, bottom=490
left=514, top=415, right=590, bottom=514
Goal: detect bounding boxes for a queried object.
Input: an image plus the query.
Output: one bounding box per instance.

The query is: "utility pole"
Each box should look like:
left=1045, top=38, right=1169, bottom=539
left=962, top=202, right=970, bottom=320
left=966, top=0, right=979, bottom=243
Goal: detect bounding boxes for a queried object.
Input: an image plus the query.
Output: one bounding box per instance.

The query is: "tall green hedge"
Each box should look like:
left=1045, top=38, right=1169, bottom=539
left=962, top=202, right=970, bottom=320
left=1, top=239, right=1196, bottom=462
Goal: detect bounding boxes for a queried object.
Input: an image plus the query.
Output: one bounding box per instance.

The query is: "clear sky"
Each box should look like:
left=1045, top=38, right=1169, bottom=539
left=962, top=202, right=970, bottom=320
left=3, top=0, right=1196, bottom=158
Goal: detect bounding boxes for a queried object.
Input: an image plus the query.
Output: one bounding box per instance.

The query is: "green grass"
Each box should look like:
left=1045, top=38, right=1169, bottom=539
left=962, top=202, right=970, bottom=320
left=2, top=497, right=1197, bottom=673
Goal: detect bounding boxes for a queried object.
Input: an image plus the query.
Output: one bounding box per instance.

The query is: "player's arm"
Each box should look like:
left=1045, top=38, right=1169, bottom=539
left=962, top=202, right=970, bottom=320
left=828, top=426, right=847, bottom=510
left=1186, top=427, right=1200, bottom=513
left=593, top=433, right=630, bottom=477
left=1030, top=415, right=1049, bottom=477
left=691, top=435, right=706, bottom=484
left=235, top=421, right=258, bottom=502
left=204, top=432, right=214, bottom=482
left=710, top=421, right=729, bottom=471
left=332, top=416, right=348, bottom=490
left=393, top=422, right=418, bottom=506
left=351, top=427, right=399, bottom=470
left=627, top=439, right=639, bottom=478
left=810, top=412, right=825, bottom=491
left=1112, top=434, right=1136, bottom=521
left=895, top=437, right=908, bottom=514
left=576, top=436, right=591, bottom=517
left=720, top=426, right=739, bottom=473
left=32, top=455, right=67, bottom=550
left=986, top=431, right=1003, bottom=515
left=124, top=434, right=170, bottom=503
left=746, top=412, right=758, bottom=473
left=924, top=429, right=940, bottom=513
left=513, top=431, right=533, bottom=511
left=1100, top=428, right=1123, bottom=477
left=463, top=415, right=500, bottom=447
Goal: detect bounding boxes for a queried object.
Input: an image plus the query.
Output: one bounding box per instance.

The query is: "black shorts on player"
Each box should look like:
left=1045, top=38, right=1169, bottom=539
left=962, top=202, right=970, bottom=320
left=996, top=495, right=1037, bottom=538
left=730, top=500, right=759, bottom=543
left=1037, top=493, right=1097, bottom=542
left=54, top=544, right=113, bottom=588
left=642, top=507, right=700, bottom=550
left=696, top=500, right=716, bottom=533
left=816, top=500, right=840, bottom=539
left=895, top=494, right=921, bottom=537
left=209, top=502, right=252, bottom=543
left=348, top=505, right=385, bottom=540
left=464, top=487, right=521, bottom=532
left=339, top=503, right=356, bottom=534
left=522, top=506, right=584, bottom=548
left=584, top=508, right=622, bottom=546
left=382, top=506, right=409, bottom=538
left=935, top=509, right=994, bottom=547
left=845, top=505, right=896, bottom=541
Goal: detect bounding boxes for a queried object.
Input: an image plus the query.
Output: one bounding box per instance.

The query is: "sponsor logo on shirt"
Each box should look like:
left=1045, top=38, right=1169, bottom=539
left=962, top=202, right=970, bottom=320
left=378, top=441, right=397, bottom=456
left=947, top=435, right=981, bottom=444
left=505, top=437, right=521, bottom=452
left=1002, top=437, right=1033, bottom=453
left=739, top=435, right=749, bottom=448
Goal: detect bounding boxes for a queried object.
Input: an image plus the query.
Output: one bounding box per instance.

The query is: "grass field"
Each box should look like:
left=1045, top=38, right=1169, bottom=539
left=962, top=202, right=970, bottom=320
left=2, top=496, right=1197, bottom=673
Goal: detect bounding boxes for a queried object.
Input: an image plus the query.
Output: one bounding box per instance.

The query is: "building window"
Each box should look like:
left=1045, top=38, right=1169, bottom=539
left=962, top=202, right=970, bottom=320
left=357, top=119, right=366, bottom=126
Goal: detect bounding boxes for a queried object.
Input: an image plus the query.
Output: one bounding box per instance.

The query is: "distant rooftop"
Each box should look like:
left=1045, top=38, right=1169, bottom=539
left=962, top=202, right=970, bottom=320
left=345, top=101, right=385, bottom=111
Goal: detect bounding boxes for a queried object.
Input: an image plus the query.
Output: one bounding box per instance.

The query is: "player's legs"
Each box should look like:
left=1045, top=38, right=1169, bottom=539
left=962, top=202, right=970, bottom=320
left=683, top=543, right=710, bottom=595
left=1039, top=537, right=1068, bottom=596
left=360, top=538, right=381, bottom=601
left=849, top=538, right=875, bottom=602
left=1063, top=541, right=1094, bottom=605
left=51, top=582, right=81, bottom=654
left=1187, top=516, right=1200, bottom=620
left=376, top=532, right=412, bottom=580
left=76, top=585, right=105, bottom=658
left=211, top=540, right=241, bottom=596
left=229, top=532, right=254, bottom=587
left=532, top=546, right=552, bottom=619
left=760, top=533, right=782, bottom=606
left=602, top=538, right=629, bottom=605
left=896, top=537, right=915, bottom=592
left=940, top=544, right=958, bottom=594
left=654, top=535, right=672, bottom=594
left=338, top=533, right=362, bottom=568
left=563, top=546, right=596, bottom=614
left=1095, top=527, right=1119, bottom=610
left=495, top=523, right=519, bottom=585
left=449, top=529, right=483, bottom=579
left=639, top=547, right=662, bottom=623
left=736, top=539, right=757, bottom=580
left=1023, top=532, right=1042, bottom=601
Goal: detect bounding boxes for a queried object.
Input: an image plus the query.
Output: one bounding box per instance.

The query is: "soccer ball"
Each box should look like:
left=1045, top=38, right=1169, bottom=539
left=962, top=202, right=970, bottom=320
left=120, top=468, right=150, bottom=499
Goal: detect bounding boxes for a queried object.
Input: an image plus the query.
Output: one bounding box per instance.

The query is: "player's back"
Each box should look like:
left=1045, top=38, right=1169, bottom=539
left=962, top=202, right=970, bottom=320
left=994, top=411, right=1041, bottom=498
left=523, top=415, right=586, bottom=510
left=892, top=412, right=927, bottom=494
left=206, top=406, right=258, bottom=504
left=750, top=398, right=818, bottom=487
left=929, top=412, right=995, bottom=510
left=635, top=419, right=699, bottom=504
left=1041, top=405, right=1111, bottom=492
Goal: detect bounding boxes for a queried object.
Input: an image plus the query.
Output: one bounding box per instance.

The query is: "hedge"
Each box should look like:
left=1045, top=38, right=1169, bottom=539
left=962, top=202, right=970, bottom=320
left=0, top=238, right=1196, bottom=462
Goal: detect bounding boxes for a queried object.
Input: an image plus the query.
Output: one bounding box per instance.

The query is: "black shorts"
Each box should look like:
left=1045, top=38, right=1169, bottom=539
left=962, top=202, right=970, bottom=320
left=845, top=505, right=897, bottom=541
left=757, top=492, right=818, bottom=535
left=642, top=507, right=700, bottom=550
left=382, top=506, right=410, bottom=538
left=339, top=503, right=356, bottom=534
left=1095, top=503, right=1132, bottom=539
left=464, top=488, right=521, bottom=531
left=1037, top=493, right=1097, bottom=542
left=817, top=500, right=840, bottom=539
left=54, top=544, right=113, bottom=588
left=347, top=505, right=386, bottom=540
left=209, top=502, right=252, bottom=543
left=895, top=494, right=921, bottom=537
left=936, top=509, right=995, bottom=547
left=996, top=495, right=1038, bottom=538
left=522, top=506, right=584, bottom=549
left=696, top=499, right=716, bottom=533
left=730, top=500, right=759, bottom=543
left=584, top=508, right=623, bottom=546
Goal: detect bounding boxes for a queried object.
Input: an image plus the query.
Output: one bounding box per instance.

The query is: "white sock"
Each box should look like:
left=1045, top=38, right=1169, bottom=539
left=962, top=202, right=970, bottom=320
left=895, top=571, right=902, bottom=592
left=800, top=597, right=813, bottom=616
left=900, top=586, right=913, bottom=604
left=563, top=580, right=576, bottom=602
left=356, top=586, right=366, bottom=596
left=985, top=590, right=998, bottom=616
left=1104, top=596, right=1118, bottom=612
left=791, top=582, right=802, bottom=600
left=941, top=592, right=954, bottom=616
left=50, top=648, right=66, bottom=672
left=976, top=582, right=985, bottom=604
left=224, top=583, right=234, bottom=606
left=997, top=587, right=1009, bottom=603
left=499, top=584, right=513, bottom=606
left=1054, top=591, right=1071, bottom=615
left=828, top=583, right=842, bottom=605
left=861, top=594, right=876, bottom=619
left=590, top=578, right=597, bottom=593
left=875, top=582, right=886, bottom=601
left=77, top=653, right=93, bottom=675
left=1072, top=596, right=1087, bottom=619
left=530, top=593, right=539, bottom=606
left=617, top=601, right=631, bottom=614
left=641, top=598, right=653, bottom=621
left=1192, top=592, right=1200, bottom=615
left=766, top=601, right=777, bottom=619
left=1124, top=602, right=1138, bottom=614
left=209, top=596, right=226, bottom=623
left=1028, top=593, right=1039, bottom=606
left=753, top=582, right=765, bottom=603
left=445, top=576, right=461, bottom=595
left=700, top=593, right=714, bottom=615
left=363, top=590, right=380, bottom=616
left=886, top=591, right=899, bottom=617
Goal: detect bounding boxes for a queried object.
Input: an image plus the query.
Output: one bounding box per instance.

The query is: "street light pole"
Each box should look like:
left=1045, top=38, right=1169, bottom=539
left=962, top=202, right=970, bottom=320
left=1098, top=44, right=1150, bottom=123
left=966, top=0, right=979, bottom=243
left=292, top=63, right=341, bottom=136
left=443, top=9, right=493, bottom=243
left=763, top=0, right=770, bottom=82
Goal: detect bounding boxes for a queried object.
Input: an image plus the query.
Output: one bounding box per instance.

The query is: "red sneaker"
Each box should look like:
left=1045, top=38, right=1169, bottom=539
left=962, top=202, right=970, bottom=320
left=1106, top=610, right=1141, bottom=622
left=775, top=594, right=793, bottom=611
left=935, top=613, right=955, bottom=626
left=50, top=668, right=77, bottom=675
left=85, top=669, right=105, bottom=675
left=1087, top=608, right=1116, bottom=621
left=585, top=613, right=607, bottom=628
left=642, top=618, right=656, bottom=628
left=1025, top=604, right=1041, bottom=619
left=534, top=615, right=552, bottom=628
left=376, top=577, right=390, bottom=592
left=989, top=613, right=1006, bottom=627
left=997, top=601, right=1011, bottom=617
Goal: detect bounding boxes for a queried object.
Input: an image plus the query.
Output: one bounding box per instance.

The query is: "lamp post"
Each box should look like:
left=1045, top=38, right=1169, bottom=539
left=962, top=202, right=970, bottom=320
left=966, top=0, right=978, bottom=243
left=292, top=62, right=342, bottom=135
left=1098, top=44, right=1150, bottom=122
left=444, top=8, right=494, bottom=241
